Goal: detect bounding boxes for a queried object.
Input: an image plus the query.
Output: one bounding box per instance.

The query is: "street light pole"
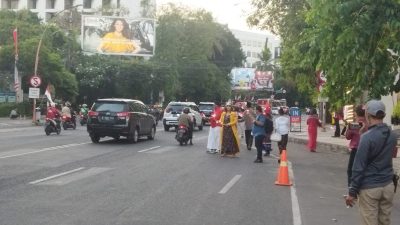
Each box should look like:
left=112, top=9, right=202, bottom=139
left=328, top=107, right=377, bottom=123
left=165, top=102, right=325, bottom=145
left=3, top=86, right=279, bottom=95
left=32, top=4, right=82, bottom=124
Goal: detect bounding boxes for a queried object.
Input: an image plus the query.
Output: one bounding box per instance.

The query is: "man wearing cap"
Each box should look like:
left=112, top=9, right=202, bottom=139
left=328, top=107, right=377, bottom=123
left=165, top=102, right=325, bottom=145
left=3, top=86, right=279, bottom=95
left=345, top=100, right=397, bottom=225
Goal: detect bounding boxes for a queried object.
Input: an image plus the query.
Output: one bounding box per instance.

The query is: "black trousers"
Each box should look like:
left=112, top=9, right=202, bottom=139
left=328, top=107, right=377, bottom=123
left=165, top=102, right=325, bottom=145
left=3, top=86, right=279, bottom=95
left=334, top=118, right=340, bottom=137
left=278, top=134, right=288, bottom=153
left=347, top=148, right=357, bottom=186
left=255, top=135, right=265, bottom=160
left=245, top=129, right=253, bottom=148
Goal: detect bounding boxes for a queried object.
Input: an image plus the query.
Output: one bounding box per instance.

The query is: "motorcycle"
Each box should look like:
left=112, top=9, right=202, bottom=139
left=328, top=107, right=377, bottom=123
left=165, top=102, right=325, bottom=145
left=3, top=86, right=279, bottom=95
left=80, top=113, right=88, bottom=126
left=62, top=114, right=76, bottom=130
left=175, top=125, right=190, bottom=146
left=44, top=118, right=61, bottom=135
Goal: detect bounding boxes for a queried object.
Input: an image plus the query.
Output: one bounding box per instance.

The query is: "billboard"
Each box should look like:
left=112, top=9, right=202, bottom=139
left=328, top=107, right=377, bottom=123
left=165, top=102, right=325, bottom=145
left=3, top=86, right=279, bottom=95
left=82, top=16, right=155, bottom=56
left=230, top=68, right=274, bottom=90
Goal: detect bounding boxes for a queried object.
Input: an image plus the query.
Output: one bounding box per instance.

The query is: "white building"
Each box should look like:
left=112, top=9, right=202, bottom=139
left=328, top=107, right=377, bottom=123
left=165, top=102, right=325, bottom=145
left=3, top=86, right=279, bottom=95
left=230, top=29, right=281, bottom=68
left=0, top=0, right=155, bottom=21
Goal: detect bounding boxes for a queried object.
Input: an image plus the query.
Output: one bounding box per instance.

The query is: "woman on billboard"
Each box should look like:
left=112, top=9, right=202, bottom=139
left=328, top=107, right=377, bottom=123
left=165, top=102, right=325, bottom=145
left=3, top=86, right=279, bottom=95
left=97, top=18, right=140, bottom=54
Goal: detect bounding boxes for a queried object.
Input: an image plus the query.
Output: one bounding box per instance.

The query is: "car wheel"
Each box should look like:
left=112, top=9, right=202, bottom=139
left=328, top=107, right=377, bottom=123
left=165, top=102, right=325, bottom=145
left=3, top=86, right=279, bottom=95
left=128, top=127, right=139, bottom=143
left=91, top=135, right=100, bottom=143
left=164, top=125, right=170, bottom=131
left=148, top=126, right=156, bottom=140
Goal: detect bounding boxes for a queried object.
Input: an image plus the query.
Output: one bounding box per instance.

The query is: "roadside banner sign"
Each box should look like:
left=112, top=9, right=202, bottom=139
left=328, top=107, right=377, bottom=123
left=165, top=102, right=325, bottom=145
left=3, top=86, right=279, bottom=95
left=289, top=107, right=302, bottom=132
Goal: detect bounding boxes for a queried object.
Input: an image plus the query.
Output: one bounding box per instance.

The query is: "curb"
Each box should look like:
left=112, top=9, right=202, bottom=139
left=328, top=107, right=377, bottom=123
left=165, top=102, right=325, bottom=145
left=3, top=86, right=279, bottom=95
left=288, top=136, right=349, bottom=154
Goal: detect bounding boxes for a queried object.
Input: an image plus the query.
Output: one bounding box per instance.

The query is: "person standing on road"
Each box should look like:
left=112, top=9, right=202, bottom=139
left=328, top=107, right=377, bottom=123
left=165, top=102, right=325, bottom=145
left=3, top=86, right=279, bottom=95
left=306, top=108, right=322, bottom=152
left=252, top=105, right=266, bottom=163
left=263, top=112, right=274, bottom=156
left=207, top=102, right=223, bottom=154
left=275, top=108, right=290, bottom=154
left=220, top=104, right=240, bottom=157
left=243, top=102, right=256, bottom=150
left=345, top=100, right=397, bottom=225
left=345, top=105, right=367, bottom=187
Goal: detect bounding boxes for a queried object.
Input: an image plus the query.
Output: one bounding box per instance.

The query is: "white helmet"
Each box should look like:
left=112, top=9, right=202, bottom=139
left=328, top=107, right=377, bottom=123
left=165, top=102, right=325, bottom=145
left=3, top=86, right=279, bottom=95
left=50, top=103, right=56, bottom=107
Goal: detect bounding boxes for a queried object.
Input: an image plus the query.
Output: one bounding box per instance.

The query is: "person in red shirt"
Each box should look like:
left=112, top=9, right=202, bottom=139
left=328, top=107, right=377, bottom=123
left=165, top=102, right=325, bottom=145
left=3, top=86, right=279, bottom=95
left=207, top=102, right=223, bottom=154
left=306, top=108, right=322, bottom=152
left=46, top=103, right=61, bottom=129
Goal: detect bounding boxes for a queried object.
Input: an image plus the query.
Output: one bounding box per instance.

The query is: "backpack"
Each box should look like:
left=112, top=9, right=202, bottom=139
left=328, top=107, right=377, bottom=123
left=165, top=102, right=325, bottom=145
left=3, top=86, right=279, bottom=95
left=264, top=117, right=274, bottom=134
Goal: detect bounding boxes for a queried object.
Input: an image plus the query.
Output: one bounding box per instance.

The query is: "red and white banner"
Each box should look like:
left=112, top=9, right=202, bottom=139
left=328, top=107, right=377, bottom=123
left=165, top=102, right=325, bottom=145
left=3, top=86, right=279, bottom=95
left=44, top=84, right=54, bottom=104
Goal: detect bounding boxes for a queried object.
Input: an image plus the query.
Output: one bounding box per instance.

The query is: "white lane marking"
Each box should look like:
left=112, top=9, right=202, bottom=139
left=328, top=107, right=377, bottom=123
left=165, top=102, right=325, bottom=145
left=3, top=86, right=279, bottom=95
left=138, top=146, right=161, bottom=153
left=288, top=162, right=302, bottom=225
left=218, top=175, right=242, bottom=194
left=29, top=167, right=85, bottom=184
left=0, top=142, right=91, bottom=159
left=37, top=167, right=112, bottom=186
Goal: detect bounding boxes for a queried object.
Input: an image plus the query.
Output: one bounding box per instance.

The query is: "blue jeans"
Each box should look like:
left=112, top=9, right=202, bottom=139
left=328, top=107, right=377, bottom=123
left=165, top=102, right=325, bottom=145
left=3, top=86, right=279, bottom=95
left=255, top=135, right=265, bottom=160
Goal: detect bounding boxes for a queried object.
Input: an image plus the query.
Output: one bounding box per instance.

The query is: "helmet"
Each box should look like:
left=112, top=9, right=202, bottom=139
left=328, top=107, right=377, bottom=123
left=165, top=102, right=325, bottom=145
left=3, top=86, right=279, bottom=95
left=65, top=101, right=71, bottom=107
left=50, top=103, right=56, bottom=107
left=82, top=104, right=87, bottom=108
left=183, top=107, right=190, bottom=114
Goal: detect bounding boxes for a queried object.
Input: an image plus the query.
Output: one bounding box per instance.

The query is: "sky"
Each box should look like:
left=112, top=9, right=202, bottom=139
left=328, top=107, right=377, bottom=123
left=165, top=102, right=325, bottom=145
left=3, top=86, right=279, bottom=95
left=156, top=0, right=268, bottom=34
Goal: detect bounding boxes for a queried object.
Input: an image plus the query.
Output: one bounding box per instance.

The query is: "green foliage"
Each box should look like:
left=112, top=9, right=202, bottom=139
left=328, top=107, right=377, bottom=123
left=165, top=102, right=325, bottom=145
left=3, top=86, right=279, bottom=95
left=0, top=10, right=78, bottom=102
left=393, top=101, right=400, bottom=118
left=248, top=0, right=400, bottom=108
left=0, top=102, right=32, bottom=117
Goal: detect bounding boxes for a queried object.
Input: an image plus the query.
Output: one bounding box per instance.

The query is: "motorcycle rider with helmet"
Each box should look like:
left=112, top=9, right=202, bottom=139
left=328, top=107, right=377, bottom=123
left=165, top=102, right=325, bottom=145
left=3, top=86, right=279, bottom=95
left=80, top=104, right=88, bottom=116
left=178, top=107, right=194, bottom=145
left=46, top=103, right=61, bottom=129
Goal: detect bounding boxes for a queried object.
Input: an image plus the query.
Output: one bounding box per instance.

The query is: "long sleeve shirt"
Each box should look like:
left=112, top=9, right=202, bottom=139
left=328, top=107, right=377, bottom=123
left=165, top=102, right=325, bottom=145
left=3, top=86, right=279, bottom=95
left=349, top=123, right=397, bottom=197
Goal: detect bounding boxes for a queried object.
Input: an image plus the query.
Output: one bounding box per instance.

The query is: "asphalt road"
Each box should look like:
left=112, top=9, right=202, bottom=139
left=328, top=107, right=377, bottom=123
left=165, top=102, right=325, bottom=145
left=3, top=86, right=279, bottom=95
left=0, top=121, right=399, bottom=225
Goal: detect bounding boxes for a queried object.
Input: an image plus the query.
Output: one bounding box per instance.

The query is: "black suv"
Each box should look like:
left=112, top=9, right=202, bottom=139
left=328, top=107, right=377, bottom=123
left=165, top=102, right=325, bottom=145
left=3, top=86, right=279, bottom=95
left=87, top=98, right=156, bottom=143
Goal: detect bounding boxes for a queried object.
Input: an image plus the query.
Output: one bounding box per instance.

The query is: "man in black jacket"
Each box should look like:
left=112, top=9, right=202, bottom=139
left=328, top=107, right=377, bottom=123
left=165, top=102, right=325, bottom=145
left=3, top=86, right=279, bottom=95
left=345, top=100, right=397, bottom=225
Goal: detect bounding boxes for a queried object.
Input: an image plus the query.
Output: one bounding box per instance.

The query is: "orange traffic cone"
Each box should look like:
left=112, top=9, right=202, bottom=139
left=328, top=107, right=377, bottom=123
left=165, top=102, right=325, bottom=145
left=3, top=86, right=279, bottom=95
left=275, top=149, right=292, bottom=186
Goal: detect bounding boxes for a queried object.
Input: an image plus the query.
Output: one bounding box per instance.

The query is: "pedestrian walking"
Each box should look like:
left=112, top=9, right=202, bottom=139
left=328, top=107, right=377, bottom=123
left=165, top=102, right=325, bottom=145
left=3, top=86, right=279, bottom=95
left=207, top=102, right=223, bottom=154
left=306, top=108, right=322, bottom=152
left=345, top=105, right=367, bottom=187
left=345, top=100, right=397, bottom=225
left=263, top=112, right=274, bottom=156
left=243, top=102, right=256, bottom=150
left=275, top=107, right=290, bottom=154
left=220, top=104, right=240, bottom=157
left=252, top=105, right=266, bottom=163
left=332, top=109, right=341, bottom=137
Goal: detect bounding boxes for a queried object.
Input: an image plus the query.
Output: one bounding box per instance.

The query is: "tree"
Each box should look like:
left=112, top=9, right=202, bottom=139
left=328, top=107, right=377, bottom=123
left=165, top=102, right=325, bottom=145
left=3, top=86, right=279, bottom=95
left=0, top=10, right=78, bottom=101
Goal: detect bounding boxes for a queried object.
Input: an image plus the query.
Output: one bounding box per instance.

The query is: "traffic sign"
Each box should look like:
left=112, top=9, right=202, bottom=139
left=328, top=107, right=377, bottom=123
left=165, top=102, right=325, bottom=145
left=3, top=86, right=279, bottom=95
left=29, top=88, right=40, bottom=98
left=30, top=76, right=42, bottom=87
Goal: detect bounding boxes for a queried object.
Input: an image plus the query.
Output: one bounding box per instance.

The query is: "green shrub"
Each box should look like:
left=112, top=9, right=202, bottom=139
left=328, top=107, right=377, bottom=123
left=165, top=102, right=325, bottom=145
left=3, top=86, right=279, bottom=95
left=393, top=101, right=400, bottom=119
left=0, top=102, right=33, bottom=117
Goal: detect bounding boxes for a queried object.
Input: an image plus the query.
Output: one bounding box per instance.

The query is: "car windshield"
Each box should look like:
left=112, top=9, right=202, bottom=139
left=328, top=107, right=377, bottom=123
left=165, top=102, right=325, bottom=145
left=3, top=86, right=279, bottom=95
left=199, top=105, right=214, bottom=111
left=165, top=105, right=185, bottom=113
left=92, top=102, right=128, bottom=112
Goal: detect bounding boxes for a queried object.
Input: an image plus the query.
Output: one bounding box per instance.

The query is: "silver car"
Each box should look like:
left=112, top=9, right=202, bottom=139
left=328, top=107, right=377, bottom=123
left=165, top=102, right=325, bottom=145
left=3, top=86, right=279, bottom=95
left=162, top=102, right=203, bottom=131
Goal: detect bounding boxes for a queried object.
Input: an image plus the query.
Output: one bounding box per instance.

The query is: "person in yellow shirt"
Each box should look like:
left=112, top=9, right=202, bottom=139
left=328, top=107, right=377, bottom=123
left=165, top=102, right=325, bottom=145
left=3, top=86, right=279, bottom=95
left=97, top=18, right=140, bottom=54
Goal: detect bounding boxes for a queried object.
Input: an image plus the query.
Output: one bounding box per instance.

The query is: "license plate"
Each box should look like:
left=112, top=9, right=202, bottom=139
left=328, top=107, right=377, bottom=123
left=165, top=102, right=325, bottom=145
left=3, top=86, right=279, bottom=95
left=173, top=114, right=178, bottom=117
left=102, top=116, right=112, bottom=120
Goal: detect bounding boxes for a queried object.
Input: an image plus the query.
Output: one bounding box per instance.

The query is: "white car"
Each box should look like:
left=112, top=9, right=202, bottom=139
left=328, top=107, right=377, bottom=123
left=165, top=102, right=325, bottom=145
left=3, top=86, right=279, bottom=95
left=162, top=102, right=203, bottom=131
left=271, top=107, right=280, bottom=115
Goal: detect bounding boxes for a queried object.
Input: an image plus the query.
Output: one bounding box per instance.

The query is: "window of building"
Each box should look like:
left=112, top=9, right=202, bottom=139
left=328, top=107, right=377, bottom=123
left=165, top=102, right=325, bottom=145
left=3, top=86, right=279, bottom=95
left=253, top=41, right=258, bottom=47
left=252, top=52, right=258, bottom=58
left=274, top=47, right=281, bottom=59
left=247, top=40, right=252, bottom=47
left=65, top=0, right=74, bottom=9
left=46, top=0, right=56, bottom=9
left=28, top=0, right=37, bottom=9
left=246, top=51, right=251, bottom=57
left=83, top=0, right=92, bottom=9
left=3, top=0, right=18, bottom=9
left=102, top=0, right=111, bottom=7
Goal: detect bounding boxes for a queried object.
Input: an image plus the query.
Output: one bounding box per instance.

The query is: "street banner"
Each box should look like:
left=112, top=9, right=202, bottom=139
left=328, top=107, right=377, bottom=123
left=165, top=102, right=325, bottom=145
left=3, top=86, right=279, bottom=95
left=44, top=84, right=54, bottom=104
left=289, top=107, right=302, bottom=132
left=82, top=16, right=155, bottom=56
left=230, top=68, right=274, bottom=91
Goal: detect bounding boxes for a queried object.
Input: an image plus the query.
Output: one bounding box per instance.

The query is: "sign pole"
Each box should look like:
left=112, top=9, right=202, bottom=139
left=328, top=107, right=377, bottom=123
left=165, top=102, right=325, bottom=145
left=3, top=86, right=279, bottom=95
left=33, top=98, right=36, bottom=124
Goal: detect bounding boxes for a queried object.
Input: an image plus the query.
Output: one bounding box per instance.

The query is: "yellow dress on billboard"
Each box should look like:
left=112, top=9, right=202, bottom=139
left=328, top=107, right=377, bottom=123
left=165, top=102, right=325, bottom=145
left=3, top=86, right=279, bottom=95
left=98, top=32, right=138, bottom=54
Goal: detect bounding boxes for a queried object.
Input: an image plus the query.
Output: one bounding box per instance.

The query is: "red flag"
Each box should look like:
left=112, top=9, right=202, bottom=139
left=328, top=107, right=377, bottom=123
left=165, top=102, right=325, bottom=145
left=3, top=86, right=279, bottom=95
left=13, top=28, right=18, bottom=58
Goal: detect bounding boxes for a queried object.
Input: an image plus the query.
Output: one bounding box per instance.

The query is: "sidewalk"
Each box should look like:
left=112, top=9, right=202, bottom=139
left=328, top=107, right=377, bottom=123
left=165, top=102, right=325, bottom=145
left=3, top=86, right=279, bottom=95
left=288, top=123, right=400, bottom=175
left=0, top=116, right=44, bottom=127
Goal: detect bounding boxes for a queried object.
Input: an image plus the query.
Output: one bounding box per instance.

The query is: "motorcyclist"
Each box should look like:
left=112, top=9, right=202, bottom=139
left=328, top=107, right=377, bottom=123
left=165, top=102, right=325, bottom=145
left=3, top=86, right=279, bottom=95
left=80, top=104, right=89, bottom=116
left=62, top=102, right=72, bottom=118
left=177, top=107, right=194, bottom=145
left=46, top=103, right=61, bottom=129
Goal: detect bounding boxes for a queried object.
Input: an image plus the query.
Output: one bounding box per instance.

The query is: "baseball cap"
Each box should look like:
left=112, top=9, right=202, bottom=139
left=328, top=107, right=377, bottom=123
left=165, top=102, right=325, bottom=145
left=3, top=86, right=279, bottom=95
left=366, top=100, right=385, bottom=116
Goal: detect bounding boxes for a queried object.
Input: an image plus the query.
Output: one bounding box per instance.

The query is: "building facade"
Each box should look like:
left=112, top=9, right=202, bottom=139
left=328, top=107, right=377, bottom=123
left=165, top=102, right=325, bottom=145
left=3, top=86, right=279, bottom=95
left=230, top=29, right=281, bottom=68
left=0, top=0, right=155, bottom=22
